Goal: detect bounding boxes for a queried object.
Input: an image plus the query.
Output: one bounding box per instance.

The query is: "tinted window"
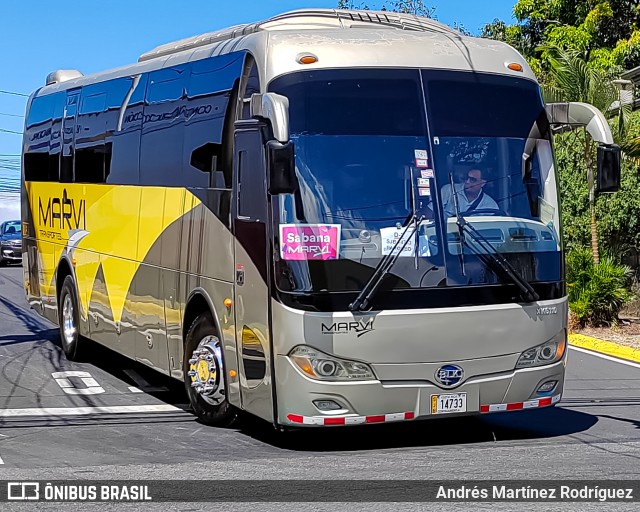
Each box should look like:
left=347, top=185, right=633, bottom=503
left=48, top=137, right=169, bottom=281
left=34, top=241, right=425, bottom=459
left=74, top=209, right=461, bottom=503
left=24, top=94, right=55, bottom=181
left=140, top=66, right=189, bottom=186
left=189, top=53, right=244, bottom=96
left=184, top=53, right=245, bottom=189
left=107, top=75, right=147, bottom=185
left=425, top=72, right=547, bottom=138
left=24, top=92, right=65, bottom=182
left=74, top=87, right=108, bottom=183
left=26, top=94, right=55, bottom=128
left=270, top=69, right=425, bottom=136
left=237, top=148, right=266, bottom=221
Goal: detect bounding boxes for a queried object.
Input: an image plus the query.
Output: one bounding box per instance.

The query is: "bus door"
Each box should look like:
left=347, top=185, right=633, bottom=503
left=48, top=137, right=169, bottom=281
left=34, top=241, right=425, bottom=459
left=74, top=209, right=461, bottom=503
left=232, top=121, right=273, bottom=422
left=61, top=91, right=79, bottom=183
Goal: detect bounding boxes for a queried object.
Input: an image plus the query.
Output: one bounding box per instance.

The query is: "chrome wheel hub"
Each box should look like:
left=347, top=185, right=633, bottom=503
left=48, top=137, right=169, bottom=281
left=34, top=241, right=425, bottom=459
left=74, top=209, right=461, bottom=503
left=62, top=294, right=76, bottom=347
left=188, top=335, right=225, bottom=405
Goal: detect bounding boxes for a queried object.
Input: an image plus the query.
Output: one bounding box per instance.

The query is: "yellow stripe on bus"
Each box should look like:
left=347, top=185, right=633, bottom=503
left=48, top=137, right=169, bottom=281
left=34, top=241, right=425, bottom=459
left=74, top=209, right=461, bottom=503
left=28, top=182, right=198, bottom=324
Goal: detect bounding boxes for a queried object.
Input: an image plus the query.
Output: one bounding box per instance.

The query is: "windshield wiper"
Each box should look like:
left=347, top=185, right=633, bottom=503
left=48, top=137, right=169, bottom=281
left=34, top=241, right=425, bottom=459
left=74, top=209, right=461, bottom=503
left=448, top=173, right=539, bottom=302
left=349, top=213, right=424, bottom=312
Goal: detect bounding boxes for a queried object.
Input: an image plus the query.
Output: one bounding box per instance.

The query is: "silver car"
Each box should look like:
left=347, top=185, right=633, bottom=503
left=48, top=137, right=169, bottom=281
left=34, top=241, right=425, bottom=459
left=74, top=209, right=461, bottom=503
left=0, top=220, right=22, bottom=266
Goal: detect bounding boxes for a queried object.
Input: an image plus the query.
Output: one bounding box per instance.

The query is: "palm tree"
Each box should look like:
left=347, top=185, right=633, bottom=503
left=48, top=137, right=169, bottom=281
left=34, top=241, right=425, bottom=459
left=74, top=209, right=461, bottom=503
left=542, top=47, right=629, bottom=263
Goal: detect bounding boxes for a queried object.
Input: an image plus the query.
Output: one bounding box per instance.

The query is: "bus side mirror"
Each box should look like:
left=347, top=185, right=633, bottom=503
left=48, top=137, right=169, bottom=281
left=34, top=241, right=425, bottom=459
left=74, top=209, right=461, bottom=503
left=251, top=93, right=290, bottom=143
left=597, top=144, right=621, bottom=193
left=267, top=140, right=298, bottom=195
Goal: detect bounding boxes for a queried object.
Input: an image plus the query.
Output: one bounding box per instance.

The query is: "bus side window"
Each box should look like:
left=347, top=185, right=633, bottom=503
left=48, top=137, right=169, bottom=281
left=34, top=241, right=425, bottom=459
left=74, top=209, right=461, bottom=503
left=107, top=75, right=147, bottom=185
left=237, top=148, right=266, bottom=221
left=140, top=65, right=189, bottom=186
left=75, top=87, right=107, bottom=183
left=184, top=53, right=244, bottom=189
left=24, top=94, right=55, bottom=182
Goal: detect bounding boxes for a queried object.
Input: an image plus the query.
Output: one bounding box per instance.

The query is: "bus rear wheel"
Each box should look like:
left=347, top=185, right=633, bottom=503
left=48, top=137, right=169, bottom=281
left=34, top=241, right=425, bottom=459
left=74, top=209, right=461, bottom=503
left=184, top=312, right=238, bottom=427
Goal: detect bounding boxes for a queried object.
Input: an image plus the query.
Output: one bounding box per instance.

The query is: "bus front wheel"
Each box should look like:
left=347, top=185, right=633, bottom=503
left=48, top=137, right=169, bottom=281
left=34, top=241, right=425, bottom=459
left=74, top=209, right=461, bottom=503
left=184, top=312, right=238, bottom=427
left=57, top=275, right=85, bottom=361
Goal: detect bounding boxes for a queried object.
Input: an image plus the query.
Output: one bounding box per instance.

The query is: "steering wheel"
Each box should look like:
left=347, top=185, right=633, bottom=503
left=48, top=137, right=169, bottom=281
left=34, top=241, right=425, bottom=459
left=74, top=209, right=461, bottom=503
left=463, top=208, right=508, bottom=217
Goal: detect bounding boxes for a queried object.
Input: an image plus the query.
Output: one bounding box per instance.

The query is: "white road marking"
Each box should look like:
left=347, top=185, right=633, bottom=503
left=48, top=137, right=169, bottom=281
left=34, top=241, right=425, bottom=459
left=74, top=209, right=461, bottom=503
left=0, top=404, right=181, bottom=418
left=570, top=346, right=640, bottom=370
left=0, top=454, right=4, bottom=464
left=52, top=371, right=105, bottom=395
left=128, top=386, right=144, bottom=393
left=123, top=369, right=169, bottom=393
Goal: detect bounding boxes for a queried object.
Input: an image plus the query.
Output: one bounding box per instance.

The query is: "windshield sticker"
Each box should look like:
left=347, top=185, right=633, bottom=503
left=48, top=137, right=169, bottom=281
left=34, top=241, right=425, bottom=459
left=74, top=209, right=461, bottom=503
left=380, top=226, right=416, bottom=256
left=280, top=224, right=341, bottom=260
left=418, top=236, right=431, bottom=257
left=417, top=178, right=430, bottom=187
left=419, top=188, right=431, bottom=196
left=414, top=149, right=429, bottom=168
left=420, top=169, right=434, bottom=179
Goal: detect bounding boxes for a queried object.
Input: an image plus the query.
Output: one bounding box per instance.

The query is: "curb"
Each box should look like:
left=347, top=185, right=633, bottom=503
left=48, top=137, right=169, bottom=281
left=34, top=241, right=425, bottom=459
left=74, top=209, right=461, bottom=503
left=568, top=333, right=640, bottom=364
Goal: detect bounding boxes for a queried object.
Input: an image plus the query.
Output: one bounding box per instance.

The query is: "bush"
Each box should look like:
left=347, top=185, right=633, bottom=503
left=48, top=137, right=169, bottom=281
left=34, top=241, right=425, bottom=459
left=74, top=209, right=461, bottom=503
left=567, top=248, right=634, bottom=327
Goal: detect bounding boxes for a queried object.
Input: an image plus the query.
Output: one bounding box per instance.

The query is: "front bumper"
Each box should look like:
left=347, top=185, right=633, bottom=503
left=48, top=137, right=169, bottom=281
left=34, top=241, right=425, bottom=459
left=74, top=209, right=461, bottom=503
left=1, top=245, right=22, bottom=261
left=276, top=354, right=565, bottom=427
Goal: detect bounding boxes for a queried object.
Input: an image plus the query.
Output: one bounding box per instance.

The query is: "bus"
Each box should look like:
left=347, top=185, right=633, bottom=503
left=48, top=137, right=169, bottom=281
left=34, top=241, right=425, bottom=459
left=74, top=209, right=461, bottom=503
left=21, top=9, right=621, bottom=428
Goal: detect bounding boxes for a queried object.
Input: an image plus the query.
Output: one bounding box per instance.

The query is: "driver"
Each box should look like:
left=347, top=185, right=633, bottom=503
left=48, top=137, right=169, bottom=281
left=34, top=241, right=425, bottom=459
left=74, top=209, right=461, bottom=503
left=441, top=168, right=499, bottom=217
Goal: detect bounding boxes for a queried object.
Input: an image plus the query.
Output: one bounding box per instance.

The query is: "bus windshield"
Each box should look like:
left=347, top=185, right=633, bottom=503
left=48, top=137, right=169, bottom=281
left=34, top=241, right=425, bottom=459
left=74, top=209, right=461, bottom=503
left=269, top=69, right=561, bottom=300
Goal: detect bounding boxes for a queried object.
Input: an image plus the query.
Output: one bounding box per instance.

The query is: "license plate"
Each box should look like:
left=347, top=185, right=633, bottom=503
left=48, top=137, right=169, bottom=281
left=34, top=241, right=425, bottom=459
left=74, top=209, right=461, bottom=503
left=431, top=393, right=467, bottom=414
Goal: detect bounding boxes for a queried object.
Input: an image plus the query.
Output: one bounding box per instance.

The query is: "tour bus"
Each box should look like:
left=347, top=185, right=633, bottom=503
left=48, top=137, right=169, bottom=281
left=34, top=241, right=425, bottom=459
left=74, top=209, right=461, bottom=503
left=21, top=9, right=621, bottom=427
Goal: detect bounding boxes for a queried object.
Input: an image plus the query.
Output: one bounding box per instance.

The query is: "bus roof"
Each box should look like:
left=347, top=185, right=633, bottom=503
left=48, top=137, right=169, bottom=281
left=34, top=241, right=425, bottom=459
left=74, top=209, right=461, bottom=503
left=37, top=9, right=536, bottom=97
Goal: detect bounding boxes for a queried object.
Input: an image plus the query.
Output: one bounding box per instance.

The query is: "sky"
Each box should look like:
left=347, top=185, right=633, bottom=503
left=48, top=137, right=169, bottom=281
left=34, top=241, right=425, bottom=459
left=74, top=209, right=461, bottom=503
left=0, top=0, right=515, bottom=221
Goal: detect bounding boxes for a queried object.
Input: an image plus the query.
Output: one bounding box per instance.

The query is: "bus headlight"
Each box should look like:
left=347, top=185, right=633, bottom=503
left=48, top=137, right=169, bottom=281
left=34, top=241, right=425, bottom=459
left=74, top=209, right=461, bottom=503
left=516, top=331, right=566, bottom=369
left=289, top=346, right=376, bottom=381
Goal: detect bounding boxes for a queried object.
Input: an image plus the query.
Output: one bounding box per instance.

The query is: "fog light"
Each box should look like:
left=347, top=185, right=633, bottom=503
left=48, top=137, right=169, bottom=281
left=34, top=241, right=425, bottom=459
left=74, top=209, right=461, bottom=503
left=537, top=380, right=557, bottom=393
left=313, top=399, right=342, bottom=411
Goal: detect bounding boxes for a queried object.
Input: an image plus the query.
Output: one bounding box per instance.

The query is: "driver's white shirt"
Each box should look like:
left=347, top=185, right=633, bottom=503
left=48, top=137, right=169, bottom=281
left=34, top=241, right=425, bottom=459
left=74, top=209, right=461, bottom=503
left=441, top=183, right=499, bottom=217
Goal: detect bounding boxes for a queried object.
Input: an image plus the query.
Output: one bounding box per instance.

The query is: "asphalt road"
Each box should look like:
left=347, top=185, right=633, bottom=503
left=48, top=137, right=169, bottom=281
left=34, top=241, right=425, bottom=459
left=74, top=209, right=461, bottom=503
left=0, top=264, right=639, bottom=510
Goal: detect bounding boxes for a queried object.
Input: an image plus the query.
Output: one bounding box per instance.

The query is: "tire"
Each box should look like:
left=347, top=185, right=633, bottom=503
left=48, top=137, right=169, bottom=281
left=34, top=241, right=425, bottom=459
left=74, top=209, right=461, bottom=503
left=57, top=275, right=84, bottom=361
left=0, top=260, right=6, bottom=267
left=184, top=312, right=238, bottom=427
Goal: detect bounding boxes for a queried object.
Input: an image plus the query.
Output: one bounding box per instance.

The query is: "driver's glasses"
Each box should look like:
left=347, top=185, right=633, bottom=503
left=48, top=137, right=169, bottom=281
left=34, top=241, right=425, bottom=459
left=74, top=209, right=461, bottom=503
left=465, top=176, right=481, bottom=184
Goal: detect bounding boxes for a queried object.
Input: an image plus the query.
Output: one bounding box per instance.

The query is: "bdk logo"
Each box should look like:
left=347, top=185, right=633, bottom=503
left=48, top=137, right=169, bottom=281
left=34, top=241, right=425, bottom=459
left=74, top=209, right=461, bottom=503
left=435, top=365, right=464, bottom=388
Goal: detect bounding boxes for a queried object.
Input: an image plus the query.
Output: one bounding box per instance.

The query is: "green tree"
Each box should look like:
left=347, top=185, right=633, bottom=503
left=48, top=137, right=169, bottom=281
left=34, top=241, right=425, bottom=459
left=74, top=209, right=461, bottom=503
left=337, top=0, right=435, bottom=18
left=337, top=0, right=370, bottom=9
left=383, top=1, right=435, bottom=17
left=481, top=1, right=640, bottom=75
left=567, top=248, right=632, bottom=326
